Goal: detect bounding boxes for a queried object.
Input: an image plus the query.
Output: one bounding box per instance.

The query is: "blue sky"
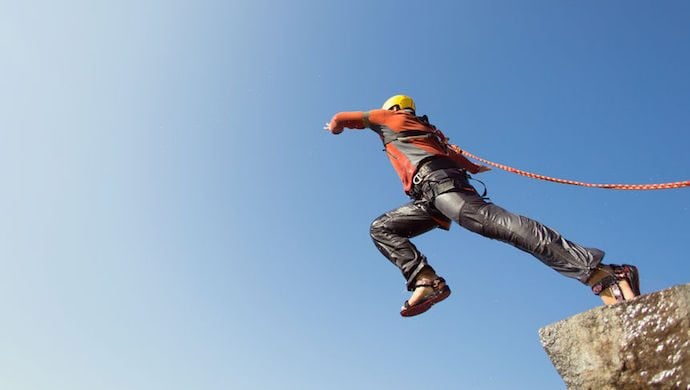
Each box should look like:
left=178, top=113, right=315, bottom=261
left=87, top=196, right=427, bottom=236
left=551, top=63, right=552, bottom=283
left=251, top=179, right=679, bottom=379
left=1, top=1, right=689, bottom=389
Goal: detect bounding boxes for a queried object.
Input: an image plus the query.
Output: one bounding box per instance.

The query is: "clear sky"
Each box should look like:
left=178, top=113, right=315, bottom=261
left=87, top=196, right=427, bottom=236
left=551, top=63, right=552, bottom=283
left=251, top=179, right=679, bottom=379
left=1, top=1, right=689, bottom=389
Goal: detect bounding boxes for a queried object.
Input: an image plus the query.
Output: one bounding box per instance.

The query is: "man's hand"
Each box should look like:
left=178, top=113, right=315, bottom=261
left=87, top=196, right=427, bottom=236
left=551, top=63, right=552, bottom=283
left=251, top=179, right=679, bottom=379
left=323, top=121, right=344, bottom=135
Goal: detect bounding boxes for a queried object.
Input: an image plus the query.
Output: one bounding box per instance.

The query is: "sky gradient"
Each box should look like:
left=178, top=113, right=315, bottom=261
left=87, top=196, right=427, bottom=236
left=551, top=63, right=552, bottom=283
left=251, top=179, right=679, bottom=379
left=2, top=1, right=689, bottom=389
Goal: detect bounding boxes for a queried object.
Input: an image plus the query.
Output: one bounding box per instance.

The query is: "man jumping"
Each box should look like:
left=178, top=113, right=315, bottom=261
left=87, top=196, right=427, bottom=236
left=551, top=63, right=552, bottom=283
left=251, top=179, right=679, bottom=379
left=326, top=95, right=640, bottom=317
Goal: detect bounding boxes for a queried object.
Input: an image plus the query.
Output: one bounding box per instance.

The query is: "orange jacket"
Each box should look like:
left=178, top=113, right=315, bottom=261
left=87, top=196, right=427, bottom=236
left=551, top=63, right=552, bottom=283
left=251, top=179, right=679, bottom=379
left=329, top=109, right=483, bottom=193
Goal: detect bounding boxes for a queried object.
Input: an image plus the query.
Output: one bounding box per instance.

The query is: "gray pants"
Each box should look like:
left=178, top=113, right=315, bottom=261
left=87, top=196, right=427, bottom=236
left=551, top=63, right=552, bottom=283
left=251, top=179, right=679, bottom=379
left=370, top=168, right=604, bottom=291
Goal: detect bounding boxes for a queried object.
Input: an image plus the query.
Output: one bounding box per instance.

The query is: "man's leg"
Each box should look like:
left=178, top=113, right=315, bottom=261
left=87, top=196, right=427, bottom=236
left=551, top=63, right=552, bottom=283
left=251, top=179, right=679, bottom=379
left=370, top=200, right=452, bottom=311
left=433, top=189, right=637, bottom=304
left=370, top=200, right=440, bottom=292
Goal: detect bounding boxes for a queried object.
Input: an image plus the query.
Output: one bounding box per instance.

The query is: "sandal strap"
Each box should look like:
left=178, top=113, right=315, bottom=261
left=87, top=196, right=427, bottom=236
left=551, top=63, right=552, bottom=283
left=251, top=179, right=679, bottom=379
left=432, top=277, right=446, bottom=289
left=614, top=264, right=640, bottom=294
left=591, top=275, right=619, bottom=296
left=413, top=277, right=446, bottom=290
left=413, top=279, right=434, bottom=288
left=610, top=284, right=625, bottom=302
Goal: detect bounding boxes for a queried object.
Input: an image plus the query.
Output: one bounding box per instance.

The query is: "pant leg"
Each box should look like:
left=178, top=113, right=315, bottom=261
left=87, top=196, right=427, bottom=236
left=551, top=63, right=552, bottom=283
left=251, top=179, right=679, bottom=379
left=370, top=201, right=441, bottom=291
left=433, top=189, right=604, bottom=283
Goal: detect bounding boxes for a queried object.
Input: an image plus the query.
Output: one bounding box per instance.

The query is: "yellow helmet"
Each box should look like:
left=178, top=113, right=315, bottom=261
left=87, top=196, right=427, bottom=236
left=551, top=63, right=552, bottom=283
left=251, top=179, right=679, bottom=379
left=381, top=94, right=416, bottom=112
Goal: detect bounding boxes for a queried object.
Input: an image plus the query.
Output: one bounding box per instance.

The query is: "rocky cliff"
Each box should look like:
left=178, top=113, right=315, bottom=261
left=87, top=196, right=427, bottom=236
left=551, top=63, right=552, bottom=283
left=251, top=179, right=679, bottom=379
left=539, top=283, right=690, bottom=389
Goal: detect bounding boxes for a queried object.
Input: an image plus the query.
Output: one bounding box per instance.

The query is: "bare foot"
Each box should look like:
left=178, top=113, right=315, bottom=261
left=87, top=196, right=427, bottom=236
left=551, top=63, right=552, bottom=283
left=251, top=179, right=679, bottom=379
left=406, top=269, right=443, bottom=306
left=407, top=285, right=435, bottom=306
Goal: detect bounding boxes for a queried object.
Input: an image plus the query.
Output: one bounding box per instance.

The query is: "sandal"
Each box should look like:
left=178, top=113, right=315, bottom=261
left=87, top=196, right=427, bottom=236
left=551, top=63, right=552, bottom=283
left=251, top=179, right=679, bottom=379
left=591, top=264, right=640, bottom=303
left=400, top=277, right=451, bottom=317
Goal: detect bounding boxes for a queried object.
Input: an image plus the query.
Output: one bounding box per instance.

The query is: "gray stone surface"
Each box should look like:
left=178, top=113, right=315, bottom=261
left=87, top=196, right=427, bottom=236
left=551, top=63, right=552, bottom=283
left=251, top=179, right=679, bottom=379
left=539, top=283, right=690, bottom=389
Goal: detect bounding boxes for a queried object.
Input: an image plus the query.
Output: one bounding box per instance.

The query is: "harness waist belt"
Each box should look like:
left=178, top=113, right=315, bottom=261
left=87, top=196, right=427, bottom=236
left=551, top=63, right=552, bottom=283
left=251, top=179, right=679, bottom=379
left=413, top=157, right=463, bottom=185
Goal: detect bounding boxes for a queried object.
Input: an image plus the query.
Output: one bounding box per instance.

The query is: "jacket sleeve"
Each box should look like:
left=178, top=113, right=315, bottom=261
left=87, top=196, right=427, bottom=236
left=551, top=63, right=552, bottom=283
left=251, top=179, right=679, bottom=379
left=329, top=109, right=391, bottom=133
left=328, top=111, right=370, bottom=133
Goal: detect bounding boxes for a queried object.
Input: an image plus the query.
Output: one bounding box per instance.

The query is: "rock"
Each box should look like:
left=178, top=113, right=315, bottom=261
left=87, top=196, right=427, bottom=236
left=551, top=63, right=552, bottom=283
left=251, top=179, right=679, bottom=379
left=539, top=283, right=690, bottom=389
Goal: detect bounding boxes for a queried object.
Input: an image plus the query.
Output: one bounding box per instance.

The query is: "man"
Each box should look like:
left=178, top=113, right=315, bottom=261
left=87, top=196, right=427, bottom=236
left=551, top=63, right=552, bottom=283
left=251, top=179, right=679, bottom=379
left=326, top=94, right=640, bottom=317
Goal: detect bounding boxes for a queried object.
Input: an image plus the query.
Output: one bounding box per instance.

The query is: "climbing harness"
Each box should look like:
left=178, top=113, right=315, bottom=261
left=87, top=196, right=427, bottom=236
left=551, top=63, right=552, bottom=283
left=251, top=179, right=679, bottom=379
left=456, top=147, right=690, bottom=191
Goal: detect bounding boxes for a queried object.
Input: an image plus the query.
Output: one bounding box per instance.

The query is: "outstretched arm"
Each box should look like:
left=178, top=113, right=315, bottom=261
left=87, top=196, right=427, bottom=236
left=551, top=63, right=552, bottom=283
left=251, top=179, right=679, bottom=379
left=325, top=111, right=373, bottom=135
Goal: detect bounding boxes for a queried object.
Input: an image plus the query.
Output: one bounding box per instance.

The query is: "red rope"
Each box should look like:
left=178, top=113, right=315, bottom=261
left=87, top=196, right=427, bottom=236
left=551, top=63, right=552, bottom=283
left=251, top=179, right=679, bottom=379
left=458, top=148, right=690, bottom=191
